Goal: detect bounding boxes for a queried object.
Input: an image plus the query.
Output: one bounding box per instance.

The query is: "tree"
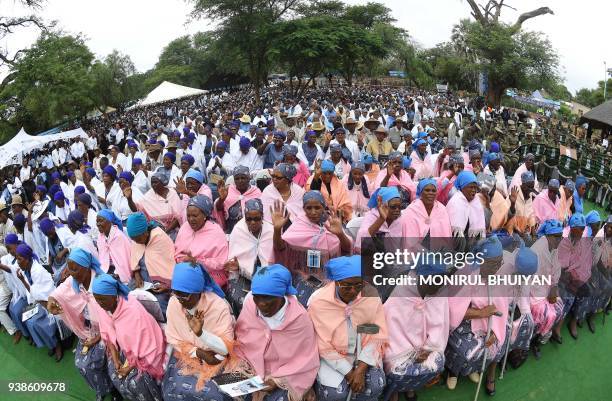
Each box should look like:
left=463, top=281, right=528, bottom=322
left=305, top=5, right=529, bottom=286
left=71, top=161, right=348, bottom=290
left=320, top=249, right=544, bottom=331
left=187, top=0, right=304, bottom=104
left=461, top=1, right=556, bottom=105
left=574, top=79, right=612, bottom=107
left=0, top=32, right=95, bottom=133
left=0, top=0, right=53, bottom=92
left=333, top=21, right=386, bottom=86
left=90, top=50, right=138, bottom=112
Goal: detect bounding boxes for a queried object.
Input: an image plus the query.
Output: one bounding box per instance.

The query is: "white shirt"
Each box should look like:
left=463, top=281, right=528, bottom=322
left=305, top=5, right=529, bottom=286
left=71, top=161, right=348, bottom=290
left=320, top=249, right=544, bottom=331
left=86, top=136, right=98, bottom=151
left=70, top=142, right=86, bottom=159
left=232, top=147, right=263, bottom=174
left=206, top=153, right=236, bottom=176
left=327, top=139, right=361, bottom=164
left=19, top=165, right=31, bottom=182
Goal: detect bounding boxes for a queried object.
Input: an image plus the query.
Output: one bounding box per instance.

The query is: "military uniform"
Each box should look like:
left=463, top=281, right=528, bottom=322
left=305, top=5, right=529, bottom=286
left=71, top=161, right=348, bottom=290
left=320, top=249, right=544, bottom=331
left=501, top=121, right=520, bottom=175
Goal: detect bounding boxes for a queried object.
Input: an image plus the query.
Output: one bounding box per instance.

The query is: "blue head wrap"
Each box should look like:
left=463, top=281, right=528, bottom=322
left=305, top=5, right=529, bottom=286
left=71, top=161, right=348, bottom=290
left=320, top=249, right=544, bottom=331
left=181, top=154, right=195, bottom=166
left=13, top=213, right=26, bottom=228
left=362, top=153, right=374, bottom=164
left=233, top=165, right=250, bottom=177
left=164, top=152, right=176, bottom=163
left=171, top=262, right=225, bottom=298
left=367, top=186, right=400, bottom=208
left=77, top=193, right=92, bottom=207
left=251, top=264, right=297, bottom=297
left=548, top=179, right=560, bottom=189
left=5, top=233, right=19, bottom=245
left=74, top=186, right=85, bottom=196
left=321, top=160, right=335, bottom=173
left=54, top=191, right=65, bottom=202
left=216, top=141, right=227, bottom=151
left=51, top=172, right=61, bottom=181
left=92, top=274, right=130, bottom=300
left=132, top=158, right=142, bottom=166
left=490, top=142, right=500, bottom=153
left=329, top=143, right=342, bottom=154
left=564, top=179, right=575, bottom=191
left=474, top=235, right=503, bottom=260
left=126, top=212, right=149, bottom=238
left=351, top=161, right=365, bottom=172
left=119, top=171, right=133, bottom=184
left=303, top=190, right=326, bottom=207
left=245, top=199, right=263, bottom=214
left=39, top=218, right=55, bottom=235
left=412, top=138, right=427, bottom=150
left=416, top=178, right=437, bottom=197
left=273, top=131, right=287, bottom=140
left=188, top=195, right=213, bottom=217
left=68, top=210, right=87, bottom=233
left=283, top=145, right=299, bottom=157
left=488, top=152, right=500, bottom=162
left=569, top=213, right=586, bottom=228
left=97, top=209, right=123, bottom=231
left=585, top=211, right=601, bottom=225
left=454, top=171, right=478, bottom=190
left=36, top=185, right=47, bottom=195
left=326, top=255, right=361, bottom=281
left=576, top=176, right=587, bottom=189
left=103, top=165, right=117, bottom=180
left=402, top=156, right=412, bottom=169
left=85, top=168, right=97, bottom=178
left=67, top=171, right=75, bottom=179
left=276, top=163, right=297, bottom=180
left=68, top=248, right=104, bottom=293
left=239, top=136, right=251, bottom=149
left=537, top=219, right=564, bottom=237
left=16, top=243, right=37, bottom=261
left=185, top=169, right=204, bottom=184
left=521, top=171, right=535, bottom=184
left=515, top=247, right=538, bottom=275
left=415, top=259, right=447, bottom=276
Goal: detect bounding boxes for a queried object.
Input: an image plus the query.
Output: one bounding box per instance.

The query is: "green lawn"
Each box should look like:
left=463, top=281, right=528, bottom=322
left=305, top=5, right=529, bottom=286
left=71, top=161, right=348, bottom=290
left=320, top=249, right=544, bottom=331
left=1, top=315, right=610, bottom=401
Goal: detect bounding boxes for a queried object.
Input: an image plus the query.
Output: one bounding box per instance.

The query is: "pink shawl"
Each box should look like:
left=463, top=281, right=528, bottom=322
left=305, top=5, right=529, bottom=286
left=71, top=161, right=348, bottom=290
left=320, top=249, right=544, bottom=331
left=130, top=227, right=175, bottom=286
left=305, top=175, right=353, bottom=222
left=446, top=191, right=486, bottom=238
left=228, top=219, right=274, bottom=279
left=374, top=169, right=417, bottom=198
left=262, top=182, right=305, bottom=224
left=557, top=237, right=593, bottom=289
left=533, top=190, right=562, bottom=224
left=435, top=171, right=456, bottom=205
left=94, top=295, right=166, bottom=380
left=137, top=188, right=182, bottom=230
left=212, top=184, right=262, bottom=231
left=559, top=186, right=573, bottom=223
left=308, top=282, right=388, bottom=362
left=51, top=277, right=98, bottom=340
left=235, top=295, right=319, bottom=400
left=489, top=190, right=510, bottom=231
left=401, top=199, right=452, bottom=239
left=354, top=209, right=404, bottom=253
left=383, top=285, right=449, bottom=372
left=410, top=150, right=433, bottom=179
left=98, top=225, right=132, bottom=283
left=510, top=163, right=539, bottom=190
left=293, top=161, right=311, bottom=187
left=175, top=220, right=229, bottom=287
left=180, top=184, right=213, bottom=225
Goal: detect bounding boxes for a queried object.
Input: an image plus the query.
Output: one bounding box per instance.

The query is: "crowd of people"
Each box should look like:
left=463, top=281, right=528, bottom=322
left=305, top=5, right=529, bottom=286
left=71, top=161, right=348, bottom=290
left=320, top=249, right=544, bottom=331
left=0, top=84, right=610, bottom=401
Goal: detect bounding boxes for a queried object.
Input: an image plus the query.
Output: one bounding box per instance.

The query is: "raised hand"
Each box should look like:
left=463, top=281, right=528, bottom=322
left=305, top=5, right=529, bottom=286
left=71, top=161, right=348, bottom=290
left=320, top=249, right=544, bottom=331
left=223, top=257, right=239, bottom=272
left=174, top=177, right=187, bottom=195
left=327, top=209, right=344, bottom=236
left=270, top=200, right=289, bottom=231
left=186, top=309, right=205, bottom=336
left=217, top=180, right=228, bottom=201
left=509, top=186, right=519, bottom=204
left=386, top=162, right=394, bottom=177
left=122, top=186, right=132, bottom=199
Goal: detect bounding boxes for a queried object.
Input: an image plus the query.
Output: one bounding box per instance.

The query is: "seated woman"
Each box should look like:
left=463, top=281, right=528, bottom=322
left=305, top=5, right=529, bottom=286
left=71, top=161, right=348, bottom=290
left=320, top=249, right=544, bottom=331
left=445, top=237, right=509, bottom=394
left=271, top=191, right=352, bottom=306
left=401, top=179, right=452, bottom=241
left=38, top=218, right=69, bottom=282
left=109, top=171, right=144, bottom=224
left=375, top=152, right=416, bottom=204
left=306, top=160, right=353, bottom=223
left=97, top=210, right=132, bottom=284
left=325, top=143, right=351, bottom=180
left=126, top=212, right=175, bottom=314
left=162, top=262, right=235, bottom=401
left=0, top=244, right=62, bottom=360
left=261, top=163, right=305, bottom=224
left=447, top=171, right=486, bottom=242
left=92, top=274, right=165, bottom=401
left=76, top=193, right=99, bottom=242
left=355, top=187, right=403, bottom=253
left=174, top=169, right=212, bottom=225
left=409, top=138, right=433, bottom=179
left=362, top=153, right=380, bottom=185
left=0, top=235, right=24, bottom=344
left=308, top=255, right=388, bottom=401
left=509, top=153, right=539, bottom=191
left=92, top=166, right=122, bottom=213
left=342, top=162, right=373, bottom=218
left=135, top=171, right=182, bottom=240
left=436, top=154, right=464, bottom=205
left=282, top=145, right=311, bottom=187
left=47, top=249, right=116, bottom=401
left=175, top=195, right=229, bottom=288
left=477, top=173, right=511, bottom=232
left=234, top=264, right=319, bottom=401
left=155, top=152, right=181, bottom=188
left=213, top=166, right=262, bottom=233
left=52, top=191, right=72, bottom=223
left=225, top=199, right=274, bottom=314
left=383, top=261, right=450, bottom=401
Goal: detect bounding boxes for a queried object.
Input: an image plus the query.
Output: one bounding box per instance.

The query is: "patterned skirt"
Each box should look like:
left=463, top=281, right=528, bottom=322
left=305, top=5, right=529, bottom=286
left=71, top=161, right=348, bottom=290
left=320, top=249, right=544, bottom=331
left=107, top=355, right=163, bottom=401
left=316, top=367, right=386, bottom=401
left=383, top=353, right=444, bottom=400
left=74, top=340, right=113, bottom=397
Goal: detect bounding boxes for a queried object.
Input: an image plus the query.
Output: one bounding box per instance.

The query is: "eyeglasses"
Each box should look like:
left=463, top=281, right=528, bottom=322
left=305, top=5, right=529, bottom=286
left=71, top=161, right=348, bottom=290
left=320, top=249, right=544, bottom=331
left=337, top=282, right=364, bottom=290
left=245, top=216, right=262, bottom=222
left=271, top=175, right=286, bottom=180
left=172, top=291, right=191, bottom=302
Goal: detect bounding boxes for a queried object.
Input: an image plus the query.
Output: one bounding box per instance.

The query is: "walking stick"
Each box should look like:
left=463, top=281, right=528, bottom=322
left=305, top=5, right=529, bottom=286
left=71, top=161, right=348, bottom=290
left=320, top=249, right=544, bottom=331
left=346, top=324, right=380, bottom=401
left=499, top=302, right=516, bottom=379
left=474, top=284, right=500, bottom=401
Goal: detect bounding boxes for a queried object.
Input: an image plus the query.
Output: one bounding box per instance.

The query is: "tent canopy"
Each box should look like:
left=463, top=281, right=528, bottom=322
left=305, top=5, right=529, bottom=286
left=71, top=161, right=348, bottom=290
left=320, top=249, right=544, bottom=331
left=580, top=99, right=612, bottom=129
left=127, top=81, right=207, bottom=110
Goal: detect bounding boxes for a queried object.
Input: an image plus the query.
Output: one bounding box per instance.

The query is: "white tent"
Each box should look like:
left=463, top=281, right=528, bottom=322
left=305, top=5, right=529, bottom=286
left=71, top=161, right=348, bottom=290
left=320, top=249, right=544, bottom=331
left=127, top=81, right=207, bottom=110
left=0, top=128, right=45, bottom=168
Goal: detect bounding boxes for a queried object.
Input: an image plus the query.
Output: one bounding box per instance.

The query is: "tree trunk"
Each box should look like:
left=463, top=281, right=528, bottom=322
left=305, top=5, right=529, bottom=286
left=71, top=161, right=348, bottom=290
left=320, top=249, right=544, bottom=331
left=486, top=78, right=505, bottom=107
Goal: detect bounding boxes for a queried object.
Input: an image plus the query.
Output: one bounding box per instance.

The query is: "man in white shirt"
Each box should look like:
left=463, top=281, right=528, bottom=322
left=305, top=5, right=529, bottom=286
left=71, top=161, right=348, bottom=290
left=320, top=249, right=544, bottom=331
left=19, top=159, right=31, bottom=183
left=206, top=141, right=236, bottom=180
left=233, top=136, right=263, bottom=174
left=69, top=137, right=86, bottom=160
left=327, top=128, right=360, bottom=163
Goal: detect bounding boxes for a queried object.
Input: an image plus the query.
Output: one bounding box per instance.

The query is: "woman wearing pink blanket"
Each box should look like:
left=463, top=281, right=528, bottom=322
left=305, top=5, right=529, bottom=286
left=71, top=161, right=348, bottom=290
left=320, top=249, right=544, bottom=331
left=533, top=179, right=563, bottom=224
left=175, top=195, right=229, bottom=288
left=354, top=187, right=404, bottom=253
left=174, top=169, right=213, bottom=225
left=96, top=210, right=132, bottom=284
left=234, top=264, right=319, bottom=401
left=262, top=163, right=306, bottom=224
left=446, top=171, right=486, bottom=240
left=342, top=162, right=373, bottom=218
left=308, top=255, right=388, bottom=401
left=401, top=178, right=452, bottom=242
left=213, top=166, right=262, bottom=233
left=271, top=191, right=352, bottom=306
left=375, top=152, right=417, bottom=203
left=136, top=171, right=182, bottom=240
left=92, top=274, right=165, bottom=401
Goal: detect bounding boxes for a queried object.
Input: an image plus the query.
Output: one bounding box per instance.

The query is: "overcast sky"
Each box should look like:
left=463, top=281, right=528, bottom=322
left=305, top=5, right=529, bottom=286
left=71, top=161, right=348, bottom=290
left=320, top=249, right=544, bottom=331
left=4, top=0, right=611, bottom=93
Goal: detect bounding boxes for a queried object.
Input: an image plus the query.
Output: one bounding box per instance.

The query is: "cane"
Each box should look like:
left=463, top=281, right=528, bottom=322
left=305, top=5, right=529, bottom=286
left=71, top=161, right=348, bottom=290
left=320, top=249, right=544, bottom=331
left=346, top=323, right=380, bottom=401
left=499, top=302, right=516, bottom=379
left=473, top=285, right=500, bottom=401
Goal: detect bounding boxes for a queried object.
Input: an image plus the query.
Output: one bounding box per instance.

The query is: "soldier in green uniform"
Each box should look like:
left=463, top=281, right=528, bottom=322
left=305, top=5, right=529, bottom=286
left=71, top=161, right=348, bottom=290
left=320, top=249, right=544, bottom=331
left=501, top=120, right=520, bottom=175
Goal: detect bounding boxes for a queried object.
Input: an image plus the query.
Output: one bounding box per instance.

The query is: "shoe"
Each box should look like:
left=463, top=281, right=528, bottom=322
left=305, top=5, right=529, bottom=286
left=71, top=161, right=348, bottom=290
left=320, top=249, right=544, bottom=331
left=587, top=315, right=596, bottom=334
left=54, top=345, right=64, bottom=362
left=446, top=375, right=457, bottom=390
left=405, top=391, right=417, bottom=401
left=12, top=331, right=22, bottom=345
left=468, top=372, right=481, bottom=383
left=550, top=332, right=563, bottom=344
left=568, top=320, right=578, bottom=340
left=485, top=379, right=496, bottom=396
